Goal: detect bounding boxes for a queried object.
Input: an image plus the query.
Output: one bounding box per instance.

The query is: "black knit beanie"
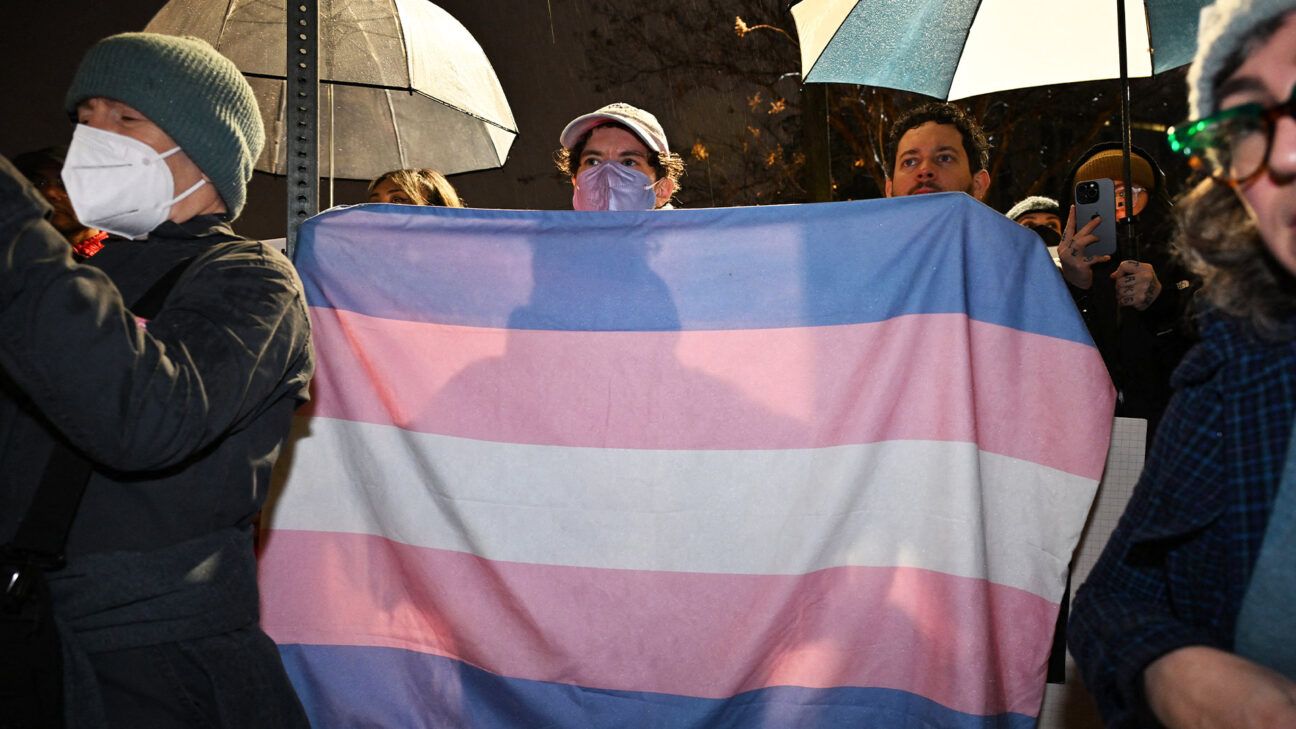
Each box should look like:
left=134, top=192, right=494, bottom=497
left=65, top=33, right=264, bottom=219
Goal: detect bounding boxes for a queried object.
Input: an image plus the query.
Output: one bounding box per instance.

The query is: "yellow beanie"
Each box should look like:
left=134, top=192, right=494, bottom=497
left=1074, top=149, right=1156, bottom=191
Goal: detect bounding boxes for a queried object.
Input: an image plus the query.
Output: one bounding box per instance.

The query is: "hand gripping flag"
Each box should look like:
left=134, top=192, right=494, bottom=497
left=260, top=193, right=1115, bottom=728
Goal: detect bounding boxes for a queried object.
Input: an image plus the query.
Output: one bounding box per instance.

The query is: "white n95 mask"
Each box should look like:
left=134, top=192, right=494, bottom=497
left=61, top=124, right=207, bottom=240
left=572, top=161, right=659, bottom=211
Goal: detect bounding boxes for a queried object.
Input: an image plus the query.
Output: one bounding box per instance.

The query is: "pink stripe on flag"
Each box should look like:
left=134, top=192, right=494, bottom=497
left=304, top=308, right=1111, bottom=479
left=259, top=529, right=1057, bottom=717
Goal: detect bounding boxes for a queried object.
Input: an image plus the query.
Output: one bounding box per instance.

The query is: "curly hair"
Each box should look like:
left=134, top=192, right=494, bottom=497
left=553, top=121, right=684, bottom=203
left=1172, top=14, right=1296, bottom=339
left=1173, top=178, right=1296, bottom=339
left=368, top=168, right=464, bottom=208
left=885, top=102, right=991, bottom=176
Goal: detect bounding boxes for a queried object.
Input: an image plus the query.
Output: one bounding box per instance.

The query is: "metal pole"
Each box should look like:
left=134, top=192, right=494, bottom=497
left=1116, top=0, right=1139, bottom=260
left=1114, top=0, right=1139, bottom=411
left=285, top=0, right=320, bottom=261
left=802, top=84, right=833, bottom=203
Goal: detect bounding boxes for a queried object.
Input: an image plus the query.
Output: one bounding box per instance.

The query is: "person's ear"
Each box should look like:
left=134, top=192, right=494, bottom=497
left=654, top=177, right=676, bottom=208
left=884, top=177, right=894, bottom=198
left=971, top=169, right=991, bottom=201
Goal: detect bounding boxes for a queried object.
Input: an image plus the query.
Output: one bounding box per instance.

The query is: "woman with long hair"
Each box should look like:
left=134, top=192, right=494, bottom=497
left=367, top=168, right=464, bottom=207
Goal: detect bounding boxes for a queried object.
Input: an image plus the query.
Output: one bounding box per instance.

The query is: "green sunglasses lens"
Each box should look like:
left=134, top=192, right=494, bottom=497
left=1168, top=103, right=1269, bottom=179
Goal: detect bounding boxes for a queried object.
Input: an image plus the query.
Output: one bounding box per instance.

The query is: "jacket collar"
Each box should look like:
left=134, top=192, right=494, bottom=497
left=149, top=214, right=240, bottom=242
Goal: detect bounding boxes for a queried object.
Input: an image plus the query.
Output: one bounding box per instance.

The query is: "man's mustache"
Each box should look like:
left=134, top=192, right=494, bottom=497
left=907, top=183, right=943, bottom=195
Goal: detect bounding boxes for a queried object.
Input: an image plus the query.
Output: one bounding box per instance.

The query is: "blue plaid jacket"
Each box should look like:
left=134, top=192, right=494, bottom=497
left=1069, top=309, right=1296, bottom=728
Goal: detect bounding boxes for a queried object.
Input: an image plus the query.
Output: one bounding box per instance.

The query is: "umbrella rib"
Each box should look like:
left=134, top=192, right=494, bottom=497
left=1140, top=0, right=1155, bottom=67
left=389, top=0, right=414, bottom=89
left=946, top=0, right=986, bottom=99
left=385, top=88, right=408, bottom=170
left=245, top=74, right=517, bottom=133
left=272, top=80, right=287, bottom=175
left=245, top=71, right=417, bottom=93
left=407, top=90, right=519, bottom=134
left=800, top=1, right=855, bottom=81
left=240, top=73, right=519, bottom=132
left=215, top=0, right=236, bottom=49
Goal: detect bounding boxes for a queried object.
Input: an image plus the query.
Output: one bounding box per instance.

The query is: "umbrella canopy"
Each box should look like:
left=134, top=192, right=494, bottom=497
left=792, top=0, right=1209, bottom=100
left=145, top=0, right=517, bottom=180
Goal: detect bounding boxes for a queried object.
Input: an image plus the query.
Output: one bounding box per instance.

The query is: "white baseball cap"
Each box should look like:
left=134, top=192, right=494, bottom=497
left=559, top=102, right=670, bottom=155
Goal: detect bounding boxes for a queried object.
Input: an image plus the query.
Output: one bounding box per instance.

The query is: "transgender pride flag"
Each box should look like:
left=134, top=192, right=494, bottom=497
left=259, top=193, right=1115, bottom=728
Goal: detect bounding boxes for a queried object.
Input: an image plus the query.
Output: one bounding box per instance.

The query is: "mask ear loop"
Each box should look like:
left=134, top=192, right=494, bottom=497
left=157, top=147, right=211, bottom=206
left=169, top=177, right=208, bottom=206
left=648, top=174, right=677, bottom=209
left=95, top=178, right=208, bottom=225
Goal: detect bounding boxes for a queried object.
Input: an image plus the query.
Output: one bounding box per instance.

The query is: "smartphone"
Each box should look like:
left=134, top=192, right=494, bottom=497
left=1074, top=179, right=1118, bottom=258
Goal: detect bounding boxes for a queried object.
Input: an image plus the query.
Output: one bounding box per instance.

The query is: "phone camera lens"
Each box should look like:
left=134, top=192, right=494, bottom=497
left=1076, top=182, right=1099, bottom=204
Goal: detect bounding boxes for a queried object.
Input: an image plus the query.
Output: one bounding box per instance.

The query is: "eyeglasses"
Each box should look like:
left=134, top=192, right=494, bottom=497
left=1114, top=185, right=1146, bottom=207
left=1167, top=84, right=1296, bottom=186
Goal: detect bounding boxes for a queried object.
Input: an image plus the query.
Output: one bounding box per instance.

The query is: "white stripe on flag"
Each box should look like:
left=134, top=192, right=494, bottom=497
left=268, top=416, right=1096, bottom=601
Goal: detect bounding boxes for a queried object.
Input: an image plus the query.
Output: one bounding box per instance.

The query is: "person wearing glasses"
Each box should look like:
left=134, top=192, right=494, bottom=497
left=1069, top=1, right=1296, bottom=727
left=1058, top=142, right=1198, bottom=443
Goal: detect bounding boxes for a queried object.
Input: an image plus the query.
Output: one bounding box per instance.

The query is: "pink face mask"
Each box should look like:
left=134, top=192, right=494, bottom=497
left=572, top=162, right=659, bottom=211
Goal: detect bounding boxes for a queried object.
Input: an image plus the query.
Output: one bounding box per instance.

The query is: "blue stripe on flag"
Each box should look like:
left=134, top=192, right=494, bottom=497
left=295, top=194, right=1089, bottom=344
left=279, top=644, right=1036, bottom=729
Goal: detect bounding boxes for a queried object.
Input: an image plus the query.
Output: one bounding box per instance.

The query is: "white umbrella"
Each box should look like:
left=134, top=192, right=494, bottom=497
left=792, top=0, right=1211, bottom=260
left=146, top=0, right=517, bottom=180
left=791, top=0, right=1207, bottom=101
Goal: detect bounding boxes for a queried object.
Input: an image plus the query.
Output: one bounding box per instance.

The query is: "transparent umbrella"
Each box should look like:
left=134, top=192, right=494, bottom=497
left=145, top=0, right=517, bottom=181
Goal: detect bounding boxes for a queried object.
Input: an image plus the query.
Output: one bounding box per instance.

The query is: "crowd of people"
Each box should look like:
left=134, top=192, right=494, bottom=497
left=1, top=0, right=1294, bottom=726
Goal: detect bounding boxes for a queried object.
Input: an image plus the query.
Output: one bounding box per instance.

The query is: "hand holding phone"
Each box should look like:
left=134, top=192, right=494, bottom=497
left=1059, top=202, right=1115, bottom=290
left=1073, top=179, right=1118, bottom=258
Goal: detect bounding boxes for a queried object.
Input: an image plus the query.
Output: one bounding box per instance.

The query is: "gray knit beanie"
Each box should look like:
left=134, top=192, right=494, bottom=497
left=1005, top=196, right=1061, bottom=222
left=1188, top=0, right=1296, bottom=119
left=65, top=33, right=264, bottom=219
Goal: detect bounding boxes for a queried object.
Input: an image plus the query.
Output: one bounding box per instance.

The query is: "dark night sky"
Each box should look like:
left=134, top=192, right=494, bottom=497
left=4, top=2, right=1197, bottom=239
left=3, top=1, right=685, bottom=240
